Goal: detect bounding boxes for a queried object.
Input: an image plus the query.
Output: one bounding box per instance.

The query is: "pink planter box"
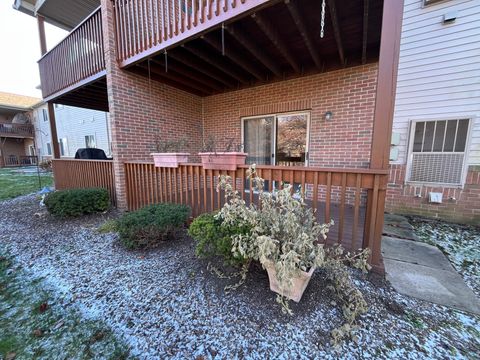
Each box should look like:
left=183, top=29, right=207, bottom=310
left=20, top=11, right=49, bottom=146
left=199, top=152, right=247, bottom=171
left=151, top=153, right=190, bottom=168
left=264, top=261, right=315, bottom=303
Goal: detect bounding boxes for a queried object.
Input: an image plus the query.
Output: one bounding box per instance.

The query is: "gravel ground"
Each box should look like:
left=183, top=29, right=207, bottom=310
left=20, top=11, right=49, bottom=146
left=1, top=195, right=479, bottom=359
left=410, top=217, right=480, bottom=298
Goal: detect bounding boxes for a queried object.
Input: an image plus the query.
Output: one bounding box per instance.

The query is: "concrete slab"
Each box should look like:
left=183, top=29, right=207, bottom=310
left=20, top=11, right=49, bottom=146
left=384, top=213, right=414, bottom=230
left=382, top=237, right=453, bottom=271
left=383, top=224, right=419, bottom=241
left=384, top=258, right=480, bottom=315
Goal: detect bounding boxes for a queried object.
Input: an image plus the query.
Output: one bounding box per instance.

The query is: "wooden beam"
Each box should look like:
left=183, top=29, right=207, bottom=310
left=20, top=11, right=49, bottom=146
left=326, top=0, right=345, bottom=66
left=285, top=0, right=322, bottom=70
left=168, top=49, right=237, bottom=88
left=130, top=66, right=207, bottom=96
left=150, top=58, right=225, bottom=91
left=37, top=15, right=60, bottom=159
left=182, top=44, right=251, bottom=85
left=367, top=0, right=405, bottom=271
left=202, top=34, right=265, bottom=81
left=252, top=12, right=301, bottom=73
left=362, top=0, right=369, bottom=64
left=47, top=103, right=60, bottom=159
left=227, top=24, right=282, bottom=77
left=136, top=63, right=213, bottom=95
left=37, top=16, right=48, bottom=56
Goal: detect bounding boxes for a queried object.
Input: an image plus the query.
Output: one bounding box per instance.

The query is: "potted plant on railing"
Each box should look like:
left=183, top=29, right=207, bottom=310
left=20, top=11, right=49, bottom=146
left=198, top=136, right=247, bottom=171
left=151, top=136, right=190, bottom=168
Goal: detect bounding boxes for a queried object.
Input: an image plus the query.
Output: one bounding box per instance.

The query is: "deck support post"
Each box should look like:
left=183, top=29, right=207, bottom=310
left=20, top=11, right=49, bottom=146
left=366, top=0, right=404, bottom=273
left=37, top=16, right=60, bottom=159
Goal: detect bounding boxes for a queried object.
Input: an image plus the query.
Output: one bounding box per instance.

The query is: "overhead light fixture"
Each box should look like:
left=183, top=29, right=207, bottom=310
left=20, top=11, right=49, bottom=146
left=325, top=111, right=333, bottom=121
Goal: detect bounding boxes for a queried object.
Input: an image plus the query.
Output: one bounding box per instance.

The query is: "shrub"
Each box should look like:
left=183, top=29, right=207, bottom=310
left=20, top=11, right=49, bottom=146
left=116, top=203, right=190, bottom=249
left=188, top=212, right=249, bottom=266
left=44, top=188, right=110, bottom=217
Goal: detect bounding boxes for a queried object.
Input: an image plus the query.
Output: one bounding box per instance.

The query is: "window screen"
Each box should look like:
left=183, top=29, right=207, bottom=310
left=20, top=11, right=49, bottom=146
left=409, top=119, right=470, bottom=185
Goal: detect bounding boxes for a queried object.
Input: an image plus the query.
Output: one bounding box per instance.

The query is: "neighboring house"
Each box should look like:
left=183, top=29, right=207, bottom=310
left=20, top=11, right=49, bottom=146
left=387, top=0, right=480, bottom=223
left=32, top=103, right=111, bottom=160
left=0, top=91, right=39, bottom=167
left=12, top=0, right=414, bottom=271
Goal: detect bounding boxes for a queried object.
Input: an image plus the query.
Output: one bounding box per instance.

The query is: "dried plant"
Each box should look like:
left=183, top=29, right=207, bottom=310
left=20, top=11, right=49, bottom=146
left=154, top=135, right=189, bottom=153
left=215, top=165, right=371, bottom=344
left=201, top=135, right=243, bottom=153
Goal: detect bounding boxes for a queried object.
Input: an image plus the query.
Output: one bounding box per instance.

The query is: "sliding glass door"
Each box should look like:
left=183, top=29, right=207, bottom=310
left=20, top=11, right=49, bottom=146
left=243, top=116, right=274, bottom=165
left=242, top=112, right=309, bottom=167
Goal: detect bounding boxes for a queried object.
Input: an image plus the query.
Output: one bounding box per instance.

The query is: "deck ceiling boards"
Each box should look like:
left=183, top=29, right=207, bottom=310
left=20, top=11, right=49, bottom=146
left=50, top=77, right=108, bottom=112
left=36, top=0, right=100, bottom=30
left=130, top=0, right=384, bottom=97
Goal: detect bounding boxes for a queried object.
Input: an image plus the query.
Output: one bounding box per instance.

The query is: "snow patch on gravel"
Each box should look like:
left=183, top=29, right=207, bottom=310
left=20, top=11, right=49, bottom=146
left=1, top=195, right=479, bottom=359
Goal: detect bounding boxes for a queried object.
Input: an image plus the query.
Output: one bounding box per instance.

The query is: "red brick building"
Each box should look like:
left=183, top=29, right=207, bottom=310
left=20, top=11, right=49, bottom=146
left=14, top=0, right=408, bottom=270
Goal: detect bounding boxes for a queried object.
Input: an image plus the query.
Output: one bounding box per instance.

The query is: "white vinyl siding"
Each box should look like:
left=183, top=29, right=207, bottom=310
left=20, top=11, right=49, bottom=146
left=34, top=104, right=111, bottom=159
left=392, top=0, right=480, bottom=167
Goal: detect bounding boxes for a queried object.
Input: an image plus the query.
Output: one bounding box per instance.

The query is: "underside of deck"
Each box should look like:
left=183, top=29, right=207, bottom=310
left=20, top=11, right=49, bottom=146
left=128, top=0, right=384, bottom=96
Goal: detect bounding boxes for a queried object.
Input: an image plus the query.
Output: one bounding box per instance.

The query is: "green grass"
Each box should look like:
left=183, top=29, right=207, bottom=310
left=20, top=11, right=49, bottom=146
left=0, top=167, right=53, bottom=201
left=0, top=252, right=131, bottom=359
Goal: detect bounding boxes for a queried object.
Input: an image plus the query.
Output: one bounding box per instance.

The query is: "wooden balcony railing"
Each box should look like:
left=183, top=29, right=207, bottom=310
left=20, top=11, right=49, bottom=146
left=113, top=0, right=271, bottom=67
left=38, top=7, right=105, bottom=100
left=124, top=162, right=389, bottom=259
left=3, top=155, right=38, bottom=167
left=52, top=159, right=116, bottom=205
left=0, top=123, right=34, bottom=138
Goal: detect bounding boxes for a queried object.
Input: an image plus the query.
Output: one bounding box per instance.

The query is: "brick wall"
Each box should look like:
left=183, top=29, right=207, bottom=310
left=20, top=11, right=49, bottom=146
left=203, top=63, right=378, bottom=169
left=101, top=0, right=203, bottom=208
left=386, top=164, right=480, bottom=224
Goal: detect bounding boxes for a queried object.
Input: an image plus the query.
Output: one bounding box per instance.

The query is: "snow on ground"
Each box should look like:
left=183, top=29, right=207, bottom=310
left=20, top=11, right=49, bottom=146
left=410, top=217, right=480, bottom=298
left=1, top=195, right=479, bottom=359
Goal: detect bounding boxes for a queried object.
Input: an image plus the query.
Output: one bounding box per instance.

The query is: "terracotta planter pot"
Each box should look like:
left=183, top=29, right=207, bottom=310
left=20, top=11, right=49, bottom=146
left=151, top=153, right=190, bottom=168
left=198, top=152, right=247, bottom=171
left=264, top=261, right=315, bottom=303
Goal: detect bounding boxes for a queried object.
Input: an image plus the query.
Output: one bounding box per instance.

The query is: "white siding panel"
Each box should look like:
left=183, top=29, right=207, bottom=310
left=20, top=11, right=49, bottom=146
left=393, top=0, right=480, bottom=166
left=33, top=104, right=111, bottom=159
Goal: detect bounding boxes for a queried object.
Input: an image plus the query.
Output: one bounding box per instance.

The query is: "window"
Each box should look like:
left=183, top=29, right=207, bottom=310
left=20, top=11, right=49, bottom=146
left=59, top=138, right=68, bottom=156
left=85, top=135, right=96, bottom=148
left=54, top=104, right=64, bottom=109
left=407, top=119, right=470, bottom=185
left=42, top=109, right=48, bottom=122
left=423, top=0, right=450, bottom=6
left=46, top=142, right=52, bottom=156
left=242, top=112, right=310, bottom=167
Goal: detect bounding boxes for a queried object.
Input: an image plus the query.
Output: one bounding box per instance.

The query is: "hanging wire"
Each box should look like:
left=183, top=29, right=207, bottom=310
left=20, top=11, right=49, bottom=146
left=320, top=0, right=326, bottom=38
left=164, top=50, right=168, bottom=72
left=221, top=22, right=225, bottom=56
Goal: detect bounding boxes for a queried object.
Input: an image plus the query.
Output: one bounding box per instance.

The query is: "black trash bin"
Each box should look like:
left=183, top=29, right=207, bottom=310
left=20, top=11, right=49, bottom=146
left=74, top=148, right=112, bottom=160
